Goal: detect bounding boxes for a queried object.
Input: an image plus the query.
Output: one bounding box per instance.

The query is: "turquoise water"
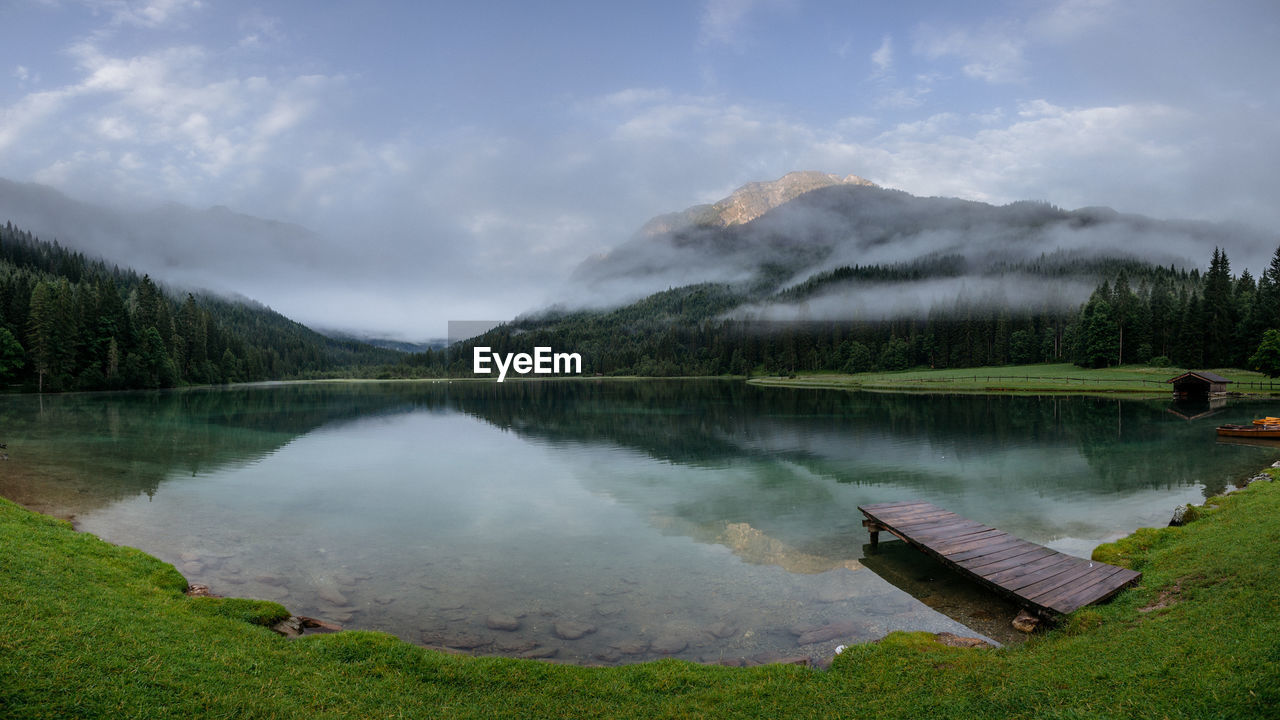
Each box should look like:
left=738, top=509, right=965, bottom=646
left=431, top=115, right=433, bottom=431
left=2, top=381, right=1274, bottom=664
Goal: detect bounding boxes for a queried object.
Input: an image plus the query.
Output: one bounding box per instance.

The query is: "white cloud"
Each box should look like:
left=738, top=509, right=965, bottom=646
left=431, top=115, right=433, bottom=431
left=236, top=9, right=282, bottom=48
left=84, top=0, right=203, bottom=28
left=699, top=0, right=757, bottom=46
left=1032, top=0, right=1117, bottom=39
left=912, top=0, right=1118, bottom=85
left=2, top=0, right=1275, bottom=338
left=698, top=0, right=790, bottom=47
left=576, top=89, right=1280, bottom=236
left=0, top=36, right=346, bottom=206
left=0, top=87, right=72, bottom=152
left=915, top=22, right=1027, bottom=83
left=875, top=86, right=928, bottom=110
left=94, top=115, right=135, bottom=140
left=852, top=102, right=1192, bottom=209
left=870, top=35, right=893, bottom=76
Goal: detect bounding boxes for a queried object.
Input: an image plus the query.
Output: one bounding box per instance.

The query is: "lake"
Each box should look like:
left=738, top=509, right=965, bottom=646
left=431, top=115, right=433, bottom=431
left=2, top=380, right=1275, bottom=665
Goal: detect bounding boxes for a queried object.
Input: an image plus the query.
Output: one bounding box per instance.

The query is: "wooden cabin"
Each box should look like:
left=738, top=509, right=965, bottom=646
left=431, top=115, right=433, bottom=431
left=1167, top=371, right=1232, bottom=400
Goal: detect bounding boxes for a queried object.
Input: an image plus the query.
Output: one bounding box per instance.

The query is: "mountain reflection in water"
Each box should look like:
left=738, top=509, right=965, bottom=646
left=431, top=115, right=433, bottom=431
left=2, top=380, right=1275, bottom=664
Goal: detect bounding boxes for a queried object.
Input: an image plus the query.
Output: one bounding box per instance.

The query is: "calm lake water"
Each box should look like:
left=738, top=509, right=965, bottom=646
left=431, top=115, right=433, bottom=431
left=2, top=380, right=1276, bottom=664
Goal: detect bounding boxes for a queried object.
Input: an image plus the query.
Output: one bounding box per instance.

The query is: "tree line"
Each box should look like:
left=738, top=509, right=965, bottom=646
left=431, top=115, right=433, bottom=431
left=0, top=222, right=398, bottom=391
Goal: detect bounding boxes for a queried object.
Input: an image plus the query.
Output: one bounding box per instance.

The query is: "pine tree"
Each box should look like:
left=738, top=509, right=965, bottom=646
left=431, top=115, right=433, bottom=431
left=1201, top=248, right=1236, bottom=367
left=1111, top=271, right=1139, bottom=364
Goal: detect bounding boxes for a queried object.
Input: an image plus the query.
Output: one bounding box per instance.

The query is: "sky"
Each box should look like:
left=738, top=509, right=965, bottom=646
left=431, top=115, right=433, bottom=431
left=1, top=0, right=1278, bottom=340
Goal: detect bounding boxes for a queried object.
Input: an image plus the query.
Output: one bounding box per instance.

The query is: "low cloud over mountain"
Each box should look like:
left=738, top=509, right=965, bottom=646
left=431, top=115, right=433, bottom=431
left=562, top=171, right=1275, bottom=319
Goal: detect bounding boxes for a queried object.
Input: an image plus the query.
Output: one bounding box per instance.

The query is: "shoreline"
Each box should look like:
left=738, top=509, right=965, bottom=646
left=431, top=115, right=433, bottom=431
left=2, top=467, right=1277, bottom=716
left=0, top=484, right=1017, bottom=666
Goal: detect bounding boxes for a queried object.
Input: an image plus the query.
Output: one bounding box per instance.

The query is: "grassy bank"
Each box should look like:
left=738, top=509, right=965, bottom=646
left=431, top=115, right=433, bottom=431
left=748, top=362, right=1280, bottom=396
left=3, top=477, right=1279, bottom=718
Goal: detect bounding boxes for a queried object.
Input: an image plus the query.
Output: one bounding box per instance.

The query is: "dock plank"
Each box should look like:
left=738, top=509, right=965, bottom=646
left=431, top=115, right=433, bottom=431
left=954, top=541, right=1040, bottom=567
left=946, top=537, right=1031, bottom=563
left=858, top=501, right=1141, bottom=616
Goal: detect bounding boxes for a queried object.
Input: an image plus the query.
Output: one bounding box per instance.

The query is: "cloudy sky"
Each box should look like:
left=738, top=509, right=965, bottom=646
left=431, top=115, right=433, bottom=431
left=1, top=0, right=1277, bottom=339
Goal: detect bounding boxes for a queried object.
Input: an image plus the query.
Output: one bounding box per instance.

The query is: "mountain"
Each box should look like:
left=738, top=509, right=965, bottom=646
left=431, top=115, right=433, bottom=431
left=404, top=171, right=1278, bottom=377
left=565, top=172, right=1271, bottom=314
left=633, top=170, right=877, bottom=236
left=315, top=329, right=445, bottom=354
left=0, top=178, right=324, bottom=299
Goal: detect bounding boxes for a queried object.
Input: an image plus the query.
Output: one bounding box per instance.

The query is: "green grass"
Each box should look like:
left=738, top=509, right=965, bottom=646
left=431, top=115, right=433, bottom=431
left=3, top=476, right=1279, bottom=718
left=749, top=362, right=1280, bottom=396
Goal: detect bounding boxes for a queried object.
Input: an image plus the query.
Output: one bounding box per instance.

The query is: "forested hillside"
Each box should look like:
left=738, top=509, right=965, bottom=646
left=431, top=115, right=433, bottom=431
left=0, top=222, right=399, bottom=391
left=395, top=173, right=1280, bottom=380
left=390, top=245, right=1279, bottom=379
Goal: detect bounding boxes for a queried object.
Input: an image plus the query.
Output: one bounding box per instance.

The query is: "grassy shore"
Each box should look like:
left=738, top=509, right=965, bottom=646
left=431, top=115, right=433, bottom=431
left=3, top=475, right=1278, bottom=718
left=748, top=362, right=1280, bottom=396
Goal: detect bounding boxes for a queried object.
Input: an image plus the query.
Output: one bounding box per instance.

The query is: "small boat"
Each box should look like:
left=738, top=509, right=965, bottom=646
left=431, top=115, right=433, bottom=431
left=1252, top=416, right=1280, bottom=425
left=1217, top=424, right=1280, bottom=438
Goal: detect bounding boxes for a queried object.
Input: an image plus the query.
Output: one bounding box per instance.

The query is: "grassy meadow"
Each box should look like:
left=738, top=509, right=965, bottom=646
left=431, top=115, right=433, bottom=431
left=748, top=362, right=1280, bottom=396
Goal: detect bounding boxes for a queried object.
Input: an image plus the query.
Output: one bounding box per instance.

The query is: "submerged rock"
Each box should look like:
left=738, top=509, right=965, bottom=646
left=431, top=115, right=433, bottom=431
left=611, top=641, right=649, bottom=656
left=495, top=638, right=537, bottom=653
left=423, top=631, right=492, bottom=650
left=748, top=652, right=810, bottom=667
left=519, top=645, right=559, bottom=659
left=552, top=620, right=597, bottom=640
left=706, top=621, right=738, bottom=639
left=796, top=621, right=857, bottom=645
left=594, top=602, right=623, bottom=618
left=650, top=634, right=690, bottom=655
left=317, top=586, right=350, bottom=607
left=486, top=614, right=521, bottom=632
left=254, top=585, right=290, bottom=601
left=812, top=572, right=863, bottom=603
left=594, top=648, right=622, bottom=663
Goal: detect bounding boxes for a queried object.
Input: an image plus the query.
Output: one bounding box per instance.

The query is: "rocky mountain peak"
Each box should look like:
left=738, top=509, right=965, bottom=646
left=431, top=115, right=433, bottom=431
left=716, top=171, right=877, bottom=226
left=638, top=171, right=877, bottom=237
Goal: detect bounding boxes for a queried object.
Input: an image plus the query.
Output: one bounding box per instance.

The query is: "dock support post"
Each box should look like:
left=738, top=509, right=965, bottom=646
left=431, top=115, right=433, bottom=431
left=861, top=519, right=885, bottom=549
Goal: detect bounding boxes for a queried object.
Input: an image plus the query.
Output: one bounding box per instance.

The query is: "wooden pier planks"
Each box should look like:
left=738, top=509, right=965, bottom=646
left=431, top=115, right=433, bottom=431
left=858, top=501, right=1141, bottom=616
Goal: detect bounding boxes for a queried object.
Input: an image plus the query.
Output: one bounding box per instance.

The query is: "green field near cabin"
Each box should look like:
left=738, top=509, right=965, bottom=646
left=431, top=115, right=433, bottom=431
left=749, top=363, right=1280, bottom=396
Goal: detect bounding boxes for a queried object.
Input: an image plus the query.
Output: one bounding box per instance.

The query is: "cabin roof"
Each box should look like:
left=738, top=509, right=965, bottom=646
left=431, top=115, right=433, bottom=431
left=1166, top=371, right=1232, bottom=385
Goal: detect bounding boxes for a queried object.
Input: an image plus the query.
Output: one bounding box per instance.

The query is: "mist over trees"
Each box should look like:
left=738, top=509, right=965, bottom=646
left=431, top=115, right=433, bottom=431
left=391, top=245, right=1280, bottom=379
left=5, top=211, right=1280, bottom=391
left=566, top=184, right=1273, bottom=314
left=0, top=222, right=398, bottom=391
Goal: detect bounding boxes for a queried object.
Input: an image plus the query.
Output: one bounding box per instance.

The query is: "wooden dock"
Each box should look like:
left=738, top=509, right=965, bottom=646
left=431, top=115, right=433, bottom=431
left=858, top=501, right=1141, bottom=616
